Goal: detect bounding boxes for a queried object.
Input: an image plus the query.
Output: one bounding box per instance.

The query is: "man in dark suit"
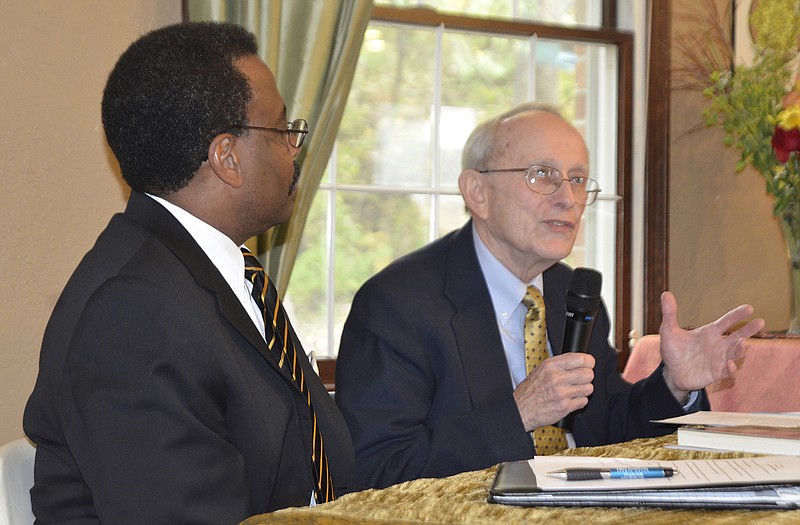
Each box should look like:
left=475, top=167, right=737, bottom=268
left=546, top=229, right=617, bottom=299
left=24, top=22, right=356, bottom=524
left=335, top=103, right=764, bottom=489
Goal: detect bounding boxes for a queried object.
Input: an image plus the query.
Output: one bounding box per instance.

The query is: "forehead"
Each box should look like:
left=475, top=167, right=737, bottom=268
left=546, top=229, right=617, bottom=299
left=235, top=55, right=284, bottom=124
left=495, top=111, right=588, bottom=167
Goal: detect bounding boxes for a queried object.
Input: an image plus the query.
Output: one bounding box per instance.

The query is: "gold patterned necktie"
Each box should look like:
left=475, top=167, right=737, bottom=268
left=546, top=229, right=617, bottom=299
left=242, top=248, right=334, bottom=502
left=522, top=285, right=568, bottom=455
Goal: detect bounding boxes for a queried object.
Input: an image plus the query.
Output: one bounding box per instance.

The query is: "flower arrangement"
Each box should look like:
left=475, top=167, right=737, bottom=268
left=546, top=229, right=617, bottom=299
left=676, top=0, right=800, bottom=215
left=675, top=0, right=800, bottom=333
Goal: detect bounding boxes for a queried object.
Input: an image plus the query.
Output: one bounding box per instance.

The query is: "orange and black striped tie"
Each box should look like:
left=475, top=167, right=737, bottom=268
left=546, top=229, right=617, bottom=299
left=242, top=248, right=334, bottom=502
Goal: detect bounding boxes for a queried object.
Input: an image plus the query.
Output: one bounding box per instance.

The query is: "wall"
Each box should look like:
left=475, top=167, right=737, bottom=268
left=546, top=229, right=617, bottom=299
left=0, top=1, right=181, bottom=445
left=669, top=0, right=790, bottom=331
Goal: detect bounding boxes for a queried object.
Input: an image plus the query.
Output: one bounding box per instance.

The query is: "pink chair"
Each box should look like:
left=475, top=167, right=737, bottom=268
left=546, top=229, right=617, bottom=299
left=622, top=334, right=800, bottom=412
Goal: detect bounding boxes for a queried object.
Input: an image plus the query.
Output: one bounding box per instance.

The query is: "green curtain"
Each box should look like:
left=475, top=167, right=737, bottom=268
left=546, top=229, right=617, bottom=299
left=186, top=0, right=373, bottom=294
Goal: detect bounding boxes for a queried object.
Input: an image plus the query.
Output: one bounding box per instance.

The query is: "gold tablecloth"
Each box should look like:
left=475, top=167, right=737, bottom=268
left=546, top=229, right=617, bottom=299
left=242, top=434, right=800, bottom=524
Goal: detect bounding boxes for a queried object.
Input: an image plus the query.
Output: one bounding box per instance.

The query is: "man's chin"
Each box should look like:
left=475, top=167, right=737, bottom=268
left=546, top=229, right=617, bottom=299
left=281, top=201, right=295, bottom=222
left=543, top=244, right=576, bottom=264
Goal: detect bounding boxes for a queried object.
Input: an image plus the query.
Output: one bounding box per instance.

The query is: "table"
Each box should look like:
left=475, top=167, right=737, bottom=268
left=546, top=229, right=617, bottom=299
left=241, top=434, right=800, bottom=524
left=622, top=335, right=800, bottom=413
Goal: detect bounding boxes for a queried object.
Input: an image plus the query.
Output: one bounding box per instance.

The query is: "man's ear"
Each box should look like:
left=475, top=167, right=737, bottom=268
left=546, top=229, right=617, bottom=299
left=206, top=134, right=244, bottom=189
left=458, top=169, right=489, bottom=219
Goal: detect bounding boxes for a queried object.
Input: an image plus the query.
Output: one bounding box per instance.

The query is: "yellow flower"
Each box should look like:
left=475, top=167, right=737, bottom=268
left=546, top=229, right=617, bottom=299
left=778, top=104, right=800, bottom=130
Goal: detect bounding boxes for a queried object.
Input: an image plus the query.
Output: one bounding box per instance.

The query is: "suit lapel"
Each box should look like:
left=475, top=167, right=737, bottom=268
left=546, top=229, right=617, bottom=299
left=445, top=224, right=516, bottom=404
left=122, top=192, right=285, bottom=378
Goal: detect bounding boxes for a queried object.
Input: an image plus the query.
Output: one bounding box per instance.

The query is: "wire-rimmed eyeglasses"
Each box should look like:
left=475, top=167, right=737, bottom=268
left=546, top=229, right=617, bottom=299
left=229, top=118, right=309, bottom=148
left=477, top=164, right=601, bottom=206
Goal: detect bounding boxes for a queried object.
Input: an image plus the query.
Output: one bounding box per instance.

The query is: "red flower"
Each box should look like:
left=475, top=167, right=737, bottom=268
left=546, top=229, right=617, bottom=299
left=772, top=126, right=800, bottom=163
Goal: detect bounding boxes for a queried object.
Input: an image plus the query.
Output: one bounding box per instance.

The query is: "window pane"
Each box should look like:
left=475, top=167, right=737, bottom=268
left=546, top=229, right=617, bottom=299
left=437, top=194, right=471, bottom=237
left=375, top=0, right=602, bottom=27
left=287, top=189, right=432, bottom=357
left=335, top=190, right=430, bottom=286
left=438, top=32, right=530, bottom=190
left=339, top=24, right=437, bottom=187
left=438, top=106, right=478, bottom=190
left=517, top=0, right=601, bottom=26
left=285, top=188, right=330, bottom=356
left=567, top=198, right=617, bottom=323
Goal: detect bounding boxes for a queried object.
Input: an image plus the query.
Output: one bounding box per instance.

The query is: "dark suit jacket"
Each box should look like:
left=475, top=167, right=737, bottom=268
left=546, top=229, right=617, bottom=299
left=336, top=222, right=700, bottom=489
left=24, top=191, right=357, bottom=524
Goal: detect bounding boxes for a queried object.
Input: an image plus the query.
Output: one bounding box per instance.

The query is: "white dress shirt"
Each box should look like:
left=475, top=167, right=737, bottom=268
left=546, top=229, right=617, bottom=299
left=471, top=224, right=549, bottom=389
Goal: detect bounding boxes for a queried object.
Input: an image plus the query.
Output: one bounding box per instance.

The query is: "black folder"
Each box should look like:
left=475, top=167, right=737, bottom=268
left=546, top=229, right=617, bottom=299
left=489, top=459, right=800, bottom=510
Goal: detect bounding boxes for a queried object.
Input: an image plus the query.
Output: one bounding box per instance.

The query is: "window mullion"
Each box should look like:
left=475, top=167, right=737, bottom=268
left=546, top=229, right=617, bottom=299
left=431, top=23, right=445, bottom=242
left=528, top=33, right=537, bottom=101
left=326, top=144, right=337, bottom=357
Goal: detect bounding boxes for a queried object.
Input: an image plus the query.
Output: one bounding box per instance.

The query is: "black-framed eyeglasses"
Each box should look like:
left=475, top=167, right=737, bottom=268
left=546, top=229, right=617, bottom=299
left=230, top=118, right=309, bottom=148
left=477, top=164, right=601, bottom=206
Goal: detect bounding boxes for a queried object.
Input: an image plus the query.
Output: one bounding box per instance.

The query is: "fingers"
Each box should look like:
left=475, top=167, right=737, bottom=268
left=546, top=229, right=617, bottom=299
left=659, top=291, right=678, bottom=333
left=713, top=303, right=755, bottom=330
left=662, top=291, right=764, bottom=340
left=522, top=356, right=594, bottom=388
left=729, top=317, right=766, bottom=340
left=727, top=337, right=747, bottom=360
left=550, top=351, right=594, bottom=368
left=725, top=358, right=738, bottom=377
left=514, top=356, right=595, bottom=429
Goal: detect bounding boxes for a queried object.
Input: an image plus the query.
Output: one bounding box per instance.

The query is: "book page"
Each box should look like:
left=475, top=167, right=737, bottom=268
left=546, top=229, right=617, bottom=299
left=654, top=411, right=800, bottom=428
left=528, top=455, right=800, bottom=492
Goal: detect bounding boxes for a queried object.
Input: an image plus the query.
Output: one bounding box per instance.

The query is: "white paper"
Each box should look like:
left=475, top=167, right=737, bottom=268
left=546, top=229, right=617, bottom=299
left=654, top=411, right=800, bottom=428
left=528, top=455, right=800, bottom=492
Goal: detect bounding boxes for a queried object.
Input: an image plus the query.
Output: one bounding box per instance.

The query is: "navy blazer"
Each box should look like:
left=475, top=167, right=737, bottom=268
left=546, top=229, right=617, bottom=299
left=24, top=191, right=357, bottom=524
left=336, top=222, right=694, bottom=489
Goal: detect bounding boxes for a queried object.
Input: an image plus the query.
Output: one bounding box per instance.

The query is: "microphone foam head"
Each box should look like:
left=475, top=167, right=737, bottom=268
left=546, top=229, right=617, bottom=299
left=566, top=267, right=602, bottom=313
left=568, top=267, right=602, bottom=299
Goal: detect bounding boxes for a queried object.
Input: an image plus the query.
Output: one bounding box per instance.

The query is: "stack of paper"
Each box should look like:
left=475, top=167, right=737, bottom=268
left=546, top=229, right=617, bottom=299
left=489, top=455, right=800, bottom=509
left=655, top=411, right=800, bottom=455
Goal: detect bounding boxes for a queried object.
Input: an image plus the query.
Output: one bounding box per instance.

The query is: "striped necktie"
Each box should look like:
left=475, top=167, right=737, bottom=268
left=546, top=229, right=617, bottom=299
left=242, top=248, right=334, bottom=502
left=522, top=285, right=568, bottom=455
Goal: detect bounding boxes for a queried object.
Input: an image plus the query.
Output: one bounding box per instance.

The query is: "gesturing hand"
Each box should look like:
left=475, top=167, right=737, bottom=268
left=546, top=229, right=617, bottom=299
left=658, top=291, right=765, bottom=402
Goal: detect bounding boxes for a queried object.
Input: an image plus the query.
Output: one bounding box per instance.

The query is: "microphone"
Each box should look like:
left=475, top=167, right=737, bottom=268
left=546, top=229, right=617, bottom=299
left=556, top=267, right=602, bottom=430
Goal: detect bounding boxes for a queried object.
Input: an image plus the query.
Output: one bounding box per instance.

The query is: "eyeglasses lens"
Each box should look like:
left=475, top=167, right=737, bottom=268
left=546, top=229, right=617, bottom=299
left=526, top=165, right=598, bottom=205
left=288, top=119, right=309, bottom=148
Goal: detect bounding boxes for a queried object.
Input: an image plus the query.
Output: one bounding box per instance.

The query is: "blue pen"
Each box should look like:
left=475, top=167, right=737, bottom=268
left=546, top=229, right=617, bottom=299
left=545, top=467, right=677, bottom=481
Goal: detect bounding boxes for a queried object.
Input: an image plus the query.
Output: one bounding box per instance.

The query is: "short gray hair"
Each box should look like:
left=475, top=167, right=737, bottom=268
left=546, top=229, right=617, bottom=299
left=461, top=102, right=562, bottom=171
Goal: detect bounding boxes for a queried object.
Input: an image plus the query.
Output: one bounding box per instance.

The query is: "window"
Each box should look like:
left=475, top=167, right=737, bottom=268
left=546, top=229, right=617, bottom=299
left=285, top=1, right=631, bottom=358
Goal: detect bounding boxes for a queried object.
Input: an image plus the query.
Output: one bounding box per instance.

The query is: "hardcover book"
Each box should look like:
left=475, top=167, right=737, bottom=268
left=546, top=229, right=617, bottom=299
left=677, top=425, right=800, bottom=455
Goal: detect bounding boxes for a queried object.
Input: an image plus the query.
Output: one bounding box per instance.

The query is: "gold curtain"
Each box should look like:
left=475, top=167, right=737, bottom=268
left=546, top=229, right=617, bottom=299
left=186, top=0, right=373, bottom=294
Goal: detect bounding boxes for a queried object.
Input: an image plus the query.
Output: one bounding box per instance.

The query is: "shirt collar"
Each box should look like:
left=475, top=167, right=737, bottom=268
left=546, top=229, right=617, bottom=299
left=145, top=193, right=245, bottom=298
left=472, top=223, right=544, bottom=326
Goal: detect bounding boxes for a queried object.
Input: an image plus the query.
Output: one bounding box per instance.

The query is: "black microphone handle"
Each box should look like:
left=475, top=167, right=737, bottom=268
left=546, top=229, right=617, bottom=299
left=561, top=313, right=596, bottom=355
left=556, top=312, right=598, bottom=430
left=554, top=267, right=602, bottom=433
